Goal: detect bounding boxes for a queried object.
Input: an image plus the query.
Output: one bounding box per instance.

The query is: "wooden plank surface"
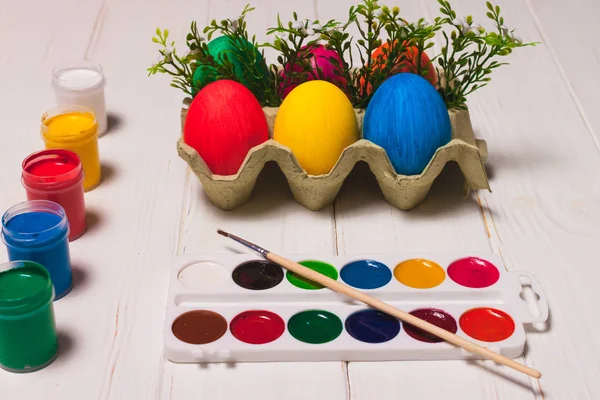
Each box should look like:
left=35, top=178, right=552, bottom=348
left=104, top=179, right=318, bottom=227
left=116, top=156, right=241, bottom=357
left=449, top=0, right=600, bottom=398
left=166, top=1, right=348, bottom=399
left=168, top=168, right=348, bottom=400
left=315, top=0, right=539, bottom=398
left=0, top=0, right=598, bottom=399
left=427, top=0, right=599, bottom=398
left=523, top=0, right=600, bottom=145
left=0, top=0, right=191, bottom=399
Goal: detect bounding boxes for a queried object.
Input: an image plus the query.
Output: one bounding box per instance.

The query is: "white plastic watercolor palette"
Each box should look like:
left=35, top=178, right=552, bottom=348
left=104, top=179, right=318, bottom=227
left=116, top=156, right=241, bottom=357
left=163, top=252, right=548, bottom=363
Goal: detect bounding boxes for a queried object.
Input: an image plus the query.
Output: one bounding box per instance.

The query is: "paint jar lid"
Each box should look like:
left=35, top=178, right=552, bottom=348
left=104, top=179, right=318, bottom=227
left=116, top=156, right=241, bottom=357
left=22, top=149, right=84, bottom=192
left=1, top=200, right=69, bottom=248
left=0, top=261, right=54, bottom=318
left=52, top=60, right=105, bottom=93
left=41, top=105, right=98, bottom=143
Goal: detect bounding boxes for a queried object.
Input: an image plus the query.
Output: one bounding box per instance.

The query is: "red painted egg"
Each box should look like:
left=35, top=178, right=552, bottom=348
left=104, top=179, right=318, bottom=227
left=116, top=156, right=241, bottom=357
left=184, top=80, right=269, bottom=175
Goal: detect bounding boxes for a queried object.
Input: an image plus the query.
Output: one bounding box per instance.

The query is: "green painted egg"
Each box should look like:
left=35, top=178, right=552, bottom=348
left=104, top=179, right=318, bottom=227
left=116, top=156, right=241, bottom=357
left=193, top=36, right=269, bottom=91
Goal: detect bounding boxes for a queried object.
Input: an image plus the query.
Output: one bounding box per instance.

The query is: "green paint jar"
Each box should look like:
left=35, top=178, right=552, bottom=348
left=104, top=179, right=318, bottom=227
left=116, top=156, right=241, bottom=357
left=0, top=260, right=58, bottom=373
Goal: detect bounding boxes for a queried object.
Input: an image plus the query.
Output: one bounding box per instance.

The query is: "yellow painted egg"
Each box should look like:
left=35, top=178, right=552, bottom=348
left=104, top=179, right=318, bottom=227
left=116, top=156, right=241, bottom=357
left=274, top=80, right=359, bottom=175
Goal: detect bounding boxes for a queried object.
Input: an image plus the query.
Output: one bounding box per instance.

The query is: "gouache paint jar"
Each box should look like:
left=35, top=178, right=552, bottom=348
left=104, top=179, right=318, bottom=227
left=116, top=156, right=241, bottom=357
left=0, top=261, right=58, bottom=373
left=22, top=149, right=86, bottom=241
left=52, top=60, right=107, bottom=136
left=2, top=200, right=73, bottom=299
left=41, top=105, right=101, bottom=191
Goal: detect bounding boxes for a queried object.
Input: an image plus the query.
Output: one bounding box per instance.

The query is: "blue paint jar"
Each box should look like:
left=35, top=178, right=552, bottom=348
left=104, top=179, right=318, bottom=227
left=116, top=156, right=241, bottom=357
left=1, top=200, right=72, bottom=300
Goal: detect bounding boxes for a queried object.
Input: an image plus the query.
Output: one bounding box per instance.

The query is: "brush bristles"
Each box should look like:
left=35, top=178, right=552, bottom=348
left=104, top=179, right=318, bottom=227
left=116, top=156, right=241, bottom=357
left=217, top=229, right=269, bottom=257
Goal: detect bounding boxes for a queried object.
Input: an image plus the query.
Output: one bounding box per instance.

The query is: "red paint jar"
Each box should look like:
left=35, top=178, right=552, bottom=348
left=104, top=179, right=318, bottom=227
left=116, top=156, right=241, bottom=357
left=21, top=149, right=86, bottom=241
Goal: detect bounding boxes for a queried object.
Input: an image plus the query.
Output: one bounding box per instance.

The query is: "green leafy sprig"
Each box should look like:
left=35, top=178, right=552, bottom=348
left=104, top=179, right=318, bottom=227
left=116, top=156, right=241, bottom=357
left=200, top=4, right=280, bottom=105
left=263, top=1, right=443, bottom=108
left=345, top=1, right=443, bottom=108
left=263, top=13, right=342, bottom=103
left=436, top=0, right=536, bottom=109
left=314, top=9, right=357, bottom=100
left=184, top=20, right=237, bottom=96
left=148, top=0, right=536, bottom=110
left=149, top=5, right=278, bottom=106
left=147, top=28, right=195, bottom=96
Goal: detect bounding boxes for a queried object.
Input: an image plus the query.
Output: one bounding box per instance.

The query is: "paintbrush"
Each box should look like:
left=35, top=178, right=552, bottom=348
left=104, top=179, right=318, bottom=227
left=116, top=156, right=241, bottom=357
left=217, top=229, right=542, bottom=379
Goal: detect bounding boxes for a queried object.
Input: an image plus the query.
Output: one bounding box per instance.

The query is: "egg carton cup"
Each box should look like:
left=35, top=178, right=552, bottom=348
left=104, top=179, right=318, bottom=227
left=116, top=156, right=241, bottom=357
left=177, top=106, right=490, bottom=211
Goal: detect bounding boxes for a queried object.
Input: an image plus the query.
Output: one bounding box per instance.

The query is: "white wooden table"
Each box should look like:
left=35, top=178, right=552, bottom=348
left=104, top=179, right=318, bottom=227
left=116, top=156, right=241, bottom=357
left=1, top=0, right=599, bottom=398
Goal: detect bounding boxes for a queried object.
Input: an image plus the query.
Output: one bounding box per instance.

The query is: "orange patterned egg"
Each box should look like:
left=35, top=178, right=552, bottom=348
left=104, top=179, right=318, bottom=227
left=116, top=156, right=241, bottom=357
left=360, top=41, right=438, bottom=95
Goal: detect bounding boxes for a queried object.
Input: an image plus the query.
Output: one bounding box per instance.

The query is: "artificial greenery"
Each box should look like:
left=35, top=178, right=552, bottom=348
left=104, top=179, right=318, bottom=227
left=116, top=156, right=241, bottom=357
left=436, top=1, right=535, bottom=109
left=147, top=0, right=534, bottom=110
left=263, top=14, right=342, bottom=103
left=315, top=3, right=443, bottom=108
left=148, top=28, right=195, bottom=96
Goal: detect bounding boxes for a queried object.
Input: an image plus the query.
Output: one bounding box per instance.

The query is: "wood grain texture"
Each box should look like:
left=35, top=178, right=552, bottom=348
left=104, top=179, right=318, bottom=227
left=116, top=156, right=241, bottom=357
left=1, top=0, right=599, bottom=398
left=168, top=1, right=348, bottom=399
left=523, top=0, right=600, bottom=147
left=333, top=166, right=539, bottom=400
left=317, top=0, right=540, bottom=398
left=0, top=0, right=191, bottom=399
left=443, top=0, right=600, bottom=397
left=170, top=169, right=348, bottom=400
left=447, top=0, right=600, bottom=398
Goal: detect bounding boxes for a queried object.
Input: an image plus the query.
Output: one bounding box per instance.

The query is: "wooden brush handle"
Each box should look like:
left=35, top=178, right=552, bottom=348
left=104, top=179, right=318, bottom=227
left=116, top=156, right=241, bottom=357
left=267, top=253, right=542, bottom=379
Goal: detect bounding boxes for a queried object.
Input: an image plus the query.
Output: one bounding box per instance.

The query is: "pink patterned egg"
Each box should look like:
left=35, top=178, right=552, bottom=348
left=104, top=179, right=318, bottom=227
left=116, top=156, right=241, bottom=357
left=279, top=44, right=347, bottom=99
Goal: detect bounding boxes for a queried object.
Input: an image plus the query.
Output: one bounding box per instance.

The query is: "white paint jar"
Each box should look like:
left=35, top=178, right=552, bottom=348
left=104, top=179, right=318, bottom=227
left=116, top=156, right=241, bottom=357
left=52, top=61, right=107, bottom=136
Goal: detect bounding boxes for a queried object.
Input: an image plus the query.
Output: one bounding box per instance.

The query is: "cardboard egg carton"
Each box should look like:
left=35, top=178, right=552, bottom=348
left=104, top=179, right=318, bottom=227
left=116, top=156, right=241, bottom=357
left=177, top=106, right=489, bottom=211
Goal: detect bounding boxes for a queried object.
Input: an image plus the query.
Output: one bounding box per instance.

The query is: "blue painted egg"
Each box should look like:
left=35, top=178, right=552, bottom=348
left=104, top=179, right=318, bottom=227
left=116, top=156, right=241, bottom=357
left=363, top=73, right=452, bottom=175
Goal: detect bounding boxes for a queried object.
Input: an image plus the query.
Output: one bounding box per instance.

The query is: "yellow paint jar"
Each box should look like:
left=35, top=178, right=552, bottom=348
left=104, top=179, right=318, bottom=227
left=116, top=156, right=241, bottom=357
left=41, top=106, right=101, bottom=191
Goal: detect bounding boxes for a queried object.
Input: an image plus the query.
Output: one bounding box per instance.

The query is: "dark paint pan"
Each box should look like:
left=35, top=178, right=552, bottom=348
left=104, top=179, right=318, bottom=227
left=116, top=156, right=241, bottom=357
left=403, top=308, right=458, bottom=343
left=232, top=260, right=284, bottom=290
left=345, top=309, right=401, bottom=344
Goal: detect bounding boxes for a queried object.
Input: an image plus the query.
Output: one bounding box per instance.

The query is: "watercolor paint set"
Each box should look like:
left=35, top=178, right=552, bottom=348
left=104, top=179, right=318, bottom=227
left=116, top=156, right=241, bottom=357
left=163, top=252, right=548, bottom=363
